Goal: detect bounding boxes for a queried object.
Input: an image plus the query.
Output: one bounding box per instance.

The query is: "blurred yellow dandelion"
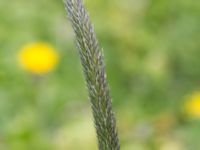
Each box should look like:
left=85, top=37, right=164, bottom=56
left=184, top=91, right=200, bottom=118
left=18, top=42, right=59, bottom=74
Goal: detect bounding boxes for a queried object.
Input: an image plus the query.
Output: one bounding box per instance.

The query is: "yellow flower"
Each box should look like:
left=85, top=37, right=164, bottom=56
left=18, top=42, right=59, bottom=74
left=184, top=91, right=200, bottom=118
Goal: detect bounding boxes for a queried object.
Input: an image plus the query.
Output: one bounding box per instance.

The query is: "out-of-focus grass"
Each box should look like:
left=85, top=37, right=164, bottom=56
left=1, top=0, right=200, bottom=149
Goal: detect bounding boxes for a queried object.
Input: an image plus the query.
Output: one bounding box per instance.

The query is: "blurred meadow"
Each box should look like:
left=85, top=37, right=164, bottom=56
left=1, top=0, right=200, bottom=149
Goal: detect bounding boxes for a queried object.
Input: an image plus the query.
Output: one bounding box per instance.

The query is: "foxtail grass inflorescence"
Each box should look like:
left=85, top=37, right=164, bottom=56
left=63, top=0, right=120, bottom=149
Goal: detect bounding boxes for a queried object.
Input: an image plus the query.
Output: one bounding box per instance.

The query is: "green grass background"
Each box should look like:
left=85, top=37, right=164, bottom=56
left=0, top=0, right=200, bottom=149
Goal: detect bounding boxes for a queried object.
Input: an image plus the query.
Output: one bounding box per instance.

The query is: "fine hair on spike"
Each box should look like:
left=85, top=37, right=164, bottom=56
left=63, top=0, right=120, bottom=149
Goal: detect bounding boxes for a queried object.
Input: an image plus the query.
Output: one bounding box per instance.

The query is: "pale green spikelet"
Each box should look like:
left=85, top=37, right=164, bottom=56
left=63, top=0, right=120, bottom=149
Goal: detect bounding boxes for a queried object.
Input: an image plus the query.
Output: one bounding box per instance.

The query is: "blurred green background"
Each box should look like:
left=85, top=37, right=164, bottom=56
left=1, top=0, right=200, bottom=149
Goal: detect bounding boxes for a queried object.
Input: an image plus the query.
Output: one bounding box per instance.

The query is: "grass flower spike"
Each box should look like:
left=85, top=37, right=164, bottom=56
left=63, top=0, right=120, bottom=149
left=18, top=42, right=59, bottom=74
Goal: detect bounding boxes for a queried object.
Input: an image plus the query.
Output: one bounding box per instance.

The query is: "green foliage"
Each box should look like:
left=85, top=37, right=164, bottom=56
left=0, top=0, right=200, bottom=149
